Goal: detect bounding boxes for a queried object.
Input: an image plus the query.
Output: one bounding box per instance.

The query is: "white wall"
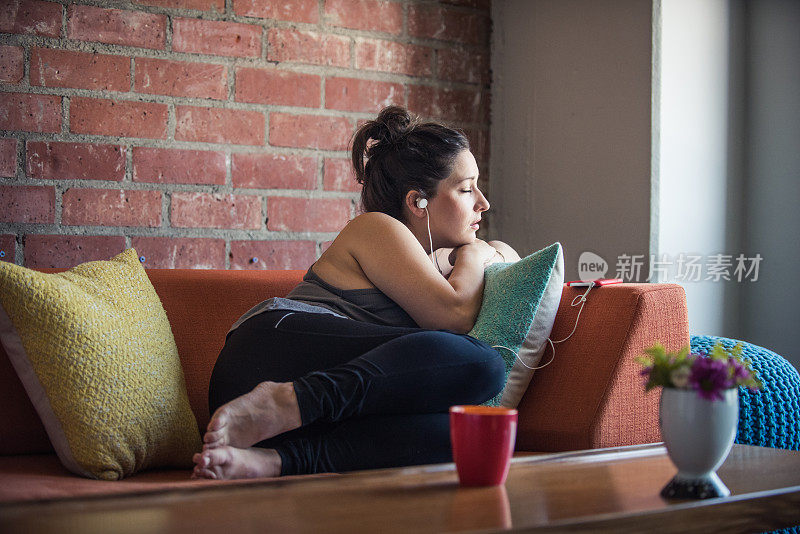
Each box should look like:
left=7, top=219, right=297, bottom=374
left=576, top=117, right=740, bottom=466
left=740, top=0, right=800, bottom=369
left=656, top=0, right=731, bottom=336
left=490, top=0, right=653, bottom=279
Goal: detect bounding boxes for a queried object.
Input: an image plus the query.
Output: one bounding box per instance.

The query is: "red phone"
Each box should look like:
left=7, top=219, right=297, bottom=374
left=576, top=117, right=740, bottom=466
left=566, top=278, right=623, bottom=287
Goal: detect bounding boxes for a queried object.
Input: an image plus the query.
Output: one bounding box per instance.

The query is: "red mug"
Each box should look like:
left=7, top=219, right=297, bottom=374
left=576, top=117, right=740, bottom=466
left=449, top=405, right=518, bottom=486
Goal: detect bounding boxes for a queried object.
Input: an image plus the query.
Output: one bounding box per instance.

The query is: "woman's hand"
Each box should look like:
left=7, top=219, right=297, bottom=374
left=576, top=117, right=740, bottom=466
left=456, top=239, right=499, bottom=266
left=487, top=240, right=522, bottom=264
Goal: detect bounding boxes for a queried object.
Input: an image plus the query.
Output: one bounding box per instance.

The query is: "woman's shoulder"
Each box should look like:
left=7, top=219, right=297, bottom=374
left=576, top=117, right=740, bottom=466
left=349, top=211, right=403, bottom=228
left=328, top=212, right=421, bottom=272
left=316, top=212, right=414, bottom=290
left=341, top=212, right=411, bottom=241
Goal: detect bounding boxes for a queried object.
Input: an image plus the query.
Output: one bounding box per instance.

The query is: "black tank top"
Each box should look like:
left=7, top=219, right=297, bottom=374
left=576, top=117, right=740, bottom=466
left=284, top=267, right=418, bottom=328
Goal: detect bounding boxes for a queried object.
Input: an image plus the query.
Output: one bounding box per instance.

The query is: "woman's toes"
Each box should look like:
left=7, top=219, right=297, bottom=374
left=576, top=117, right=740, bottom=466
left=206, top=412, right=228, bottom=433
left=200, top=448, right=227, bottom=467
left=191, top=446, right=281, bottom=480
left=203, top=431, right=224, bottom=448
left=196, top=468, right=217, bottom=480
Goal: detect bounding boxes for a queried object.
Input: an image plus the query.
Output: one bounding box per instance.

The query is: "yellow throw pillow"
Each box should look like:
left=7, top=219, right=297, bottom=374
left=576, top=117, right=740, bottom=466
left=0, top=248, right=201, bottom=480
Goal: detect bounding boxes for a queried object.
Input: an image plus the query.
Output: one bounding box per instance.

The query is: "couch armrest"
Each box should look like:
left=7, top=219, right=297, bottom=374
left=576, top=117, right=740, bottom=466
left=515, top=283, right=689, bottom=452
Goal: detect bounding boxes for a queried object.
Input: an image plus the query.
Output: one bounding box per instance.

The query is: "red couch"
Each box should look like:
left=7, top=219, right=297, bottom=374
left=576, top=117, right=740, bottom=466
left=0, top=269, right=689, bottom=503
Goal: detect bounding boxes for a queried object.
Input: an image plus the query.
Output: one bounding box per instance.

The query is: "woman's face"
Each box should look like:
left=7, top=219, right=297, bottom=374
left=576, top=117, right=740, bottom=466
left=428, top=150, right=490, bottom=248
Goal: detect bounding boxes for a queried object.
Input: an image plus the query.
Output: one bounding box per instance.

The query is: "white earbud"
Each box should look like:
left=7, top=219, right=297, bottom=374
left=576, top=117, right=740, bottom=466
left=416, top=197, right=428, bottom=209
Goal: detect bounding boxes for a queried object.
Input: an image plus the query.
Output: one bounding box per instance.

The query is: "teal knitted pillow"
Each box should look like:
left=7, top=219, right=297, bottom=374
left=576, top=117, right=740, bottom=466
left=469, top=242, right=564, bottom=407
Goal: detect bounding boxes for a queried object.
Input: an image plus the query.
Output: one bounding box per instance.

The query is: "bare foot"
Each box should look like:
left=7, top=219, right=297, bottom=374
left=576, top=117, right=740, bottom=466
left=203, top=381, right=302, bottom=449
left=191, top=447, right=281, bottom=480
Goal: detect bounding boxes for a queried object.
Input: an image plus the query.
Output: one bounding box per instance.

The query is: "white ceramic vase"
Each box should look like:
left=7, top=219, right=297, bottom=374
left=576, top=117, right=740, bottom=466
left=659, top=387, right=739, bottom=499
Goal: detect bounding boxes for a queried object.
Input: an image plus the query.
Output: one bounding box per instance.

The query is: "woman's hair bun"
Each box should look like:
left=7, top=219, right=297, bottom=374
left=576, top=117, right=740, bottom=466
left=351, top=106, right=469, bottom=221
left=372, top=105, right=414, bottom=145
left=351, top=106, right=418, bottom=186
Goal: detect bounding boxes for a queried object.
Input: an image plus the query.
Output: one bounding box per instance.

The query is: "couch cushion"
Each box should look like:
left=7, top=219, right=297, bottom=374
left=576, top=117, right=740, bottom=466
left=0, top=249, right=201, bottom=479
left=147, top=269, right=306, bottom=432
left=0, top=268, right=306, bottom=457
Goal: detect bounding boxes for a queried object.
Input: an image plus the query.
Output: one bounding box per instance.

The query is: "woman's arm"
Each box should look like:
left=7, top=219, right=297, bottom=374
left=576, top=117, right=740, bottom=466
left=434, top=240, right=521, bottom=278
left=344, top=212, right=496, bottom=333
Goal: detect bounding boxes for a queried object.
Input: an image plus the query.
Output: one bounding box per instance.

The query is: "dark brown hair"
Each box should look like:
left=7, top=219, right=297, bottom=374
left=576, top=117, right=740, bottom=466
left=351, top=106, right=470, bottom=221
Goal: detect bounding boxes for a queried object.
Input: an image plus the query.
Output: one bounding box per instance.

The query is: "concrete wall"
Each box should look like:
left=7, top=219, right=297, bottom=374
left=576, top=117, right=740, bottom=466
left=490, top=0, right=653, bottom=279
left=491, top=0, right=800, bottom=370
left=740, top=0, right=800, bottom=368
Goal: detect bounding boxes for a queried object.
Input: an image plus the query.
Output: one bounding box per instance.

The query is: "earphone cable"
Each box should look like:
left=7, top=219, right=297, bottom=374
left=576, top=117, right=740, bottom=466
left=492, top=284, right=594, bottom=372
left=425, top=207, right=443, bottom=275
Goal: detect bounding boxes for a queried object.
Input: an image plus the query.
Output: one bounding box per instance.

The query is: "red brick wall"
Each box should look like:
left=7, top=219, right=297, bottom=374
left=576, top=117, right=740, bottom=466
left=0, top=0, right=490, bottom=269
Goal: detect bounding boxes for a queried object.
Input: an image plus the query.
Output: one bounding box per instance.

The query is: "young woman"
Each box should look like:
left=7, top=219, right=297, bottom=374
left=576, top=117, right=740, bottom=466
left=192, top=106, right=521, bottom=480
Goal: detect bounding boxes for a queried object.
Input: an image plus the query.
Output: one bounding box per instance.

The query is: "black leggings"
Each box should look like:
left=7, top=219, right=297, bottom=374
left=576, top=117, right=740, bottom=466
left=208, top=310, right=505, bottom=476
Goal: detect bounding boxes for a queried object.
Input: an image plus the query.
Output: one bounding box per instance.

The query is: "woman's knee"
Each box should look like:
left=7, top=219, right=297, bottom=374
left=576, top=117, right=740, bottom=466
left=480, top=347, right=507, bottom=398
left=449, top=334, right=506, bottom=399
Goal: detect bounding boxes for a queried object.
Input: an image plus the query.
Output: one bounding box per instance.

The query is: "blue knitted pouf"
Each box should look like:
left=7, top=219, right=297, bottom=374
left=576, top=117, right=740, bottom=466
left=691, top=335, right=800, bottom=451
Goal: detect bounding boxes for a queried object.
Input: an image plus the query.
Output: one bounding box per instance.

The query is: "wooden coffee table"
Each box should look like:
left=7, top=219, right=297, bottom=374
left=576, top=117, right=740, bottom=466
left=1, top=443, right=799, bottom=533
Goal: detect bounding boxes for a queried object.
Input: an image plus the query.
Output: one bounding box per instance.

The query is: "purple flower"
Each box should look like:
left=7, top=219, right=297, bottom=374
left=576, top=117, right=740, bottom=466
left=689, top=357, right=730, bottom=401
left=731, top=359, right=751, bottom=382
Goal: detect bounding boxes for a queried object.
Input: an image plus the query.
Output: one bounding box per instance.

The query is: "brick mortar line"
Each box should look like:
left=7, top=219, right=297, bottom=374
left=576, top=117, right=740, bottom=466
left=0, top=222, right=349, bottom=241
left=0, top=84, right=491, bottom=119
left=2, top=38, right=490, bottom=89
left=60, top=2, right=488, bottom=36
left=260, top=108, right=269, bottom=152
left=166, top=101, right=176, bottom=141
left=123, top=140, right=133, bottom=184
left=61, top=93, right=70, bottom=135
left=53, top=182, right=63, bottom=225
left=1, top=66, right=489, bottom=96
left=58, top=0, right=489, bottom=22
left=161, top=14, right=172, bottom=54
left=259, top=23, right=268, bottom=61
left=128, top=56, right=135, bottom=92
left=260, top=194, right=267, bottom=233
left=2, top=132, right=418, bottom=161
left=2, top=138, right=490, bottom=164
left=162, top=186, right=171, bottom=230
left=316, top=152, right=325, bottom=191
left=2, top=31, right=492, bottom=64
left=0, top=104, right=489, bottom=140
left=224, top=148, right=232, bottom=187
left=8, top=129, right=25, bottom=183
left=0, top=132, right=377, bottom=157
left=316, top=0, right=325, bottom=38
left=0, top=177, right=362, bottom=198
left=20, top=41, right=30, bottom=88
left=59, top=0, right=68, bottom=39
